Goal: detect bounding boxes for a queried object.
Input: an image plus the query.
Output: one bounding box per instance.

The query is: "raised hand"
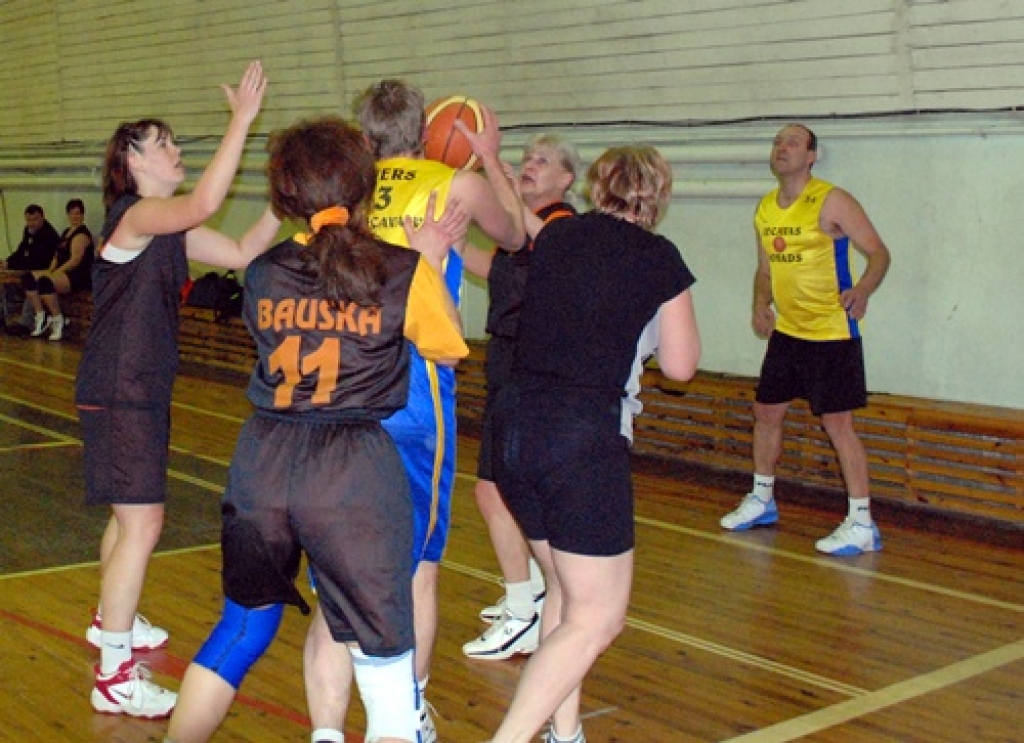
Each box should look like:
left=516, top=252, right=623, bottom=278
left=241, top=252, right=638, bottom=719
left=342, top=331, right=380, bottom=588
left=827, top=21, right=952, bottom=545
left=453, top=104, right=502, bottom=164
left=222, top=60, right=268, bottom=125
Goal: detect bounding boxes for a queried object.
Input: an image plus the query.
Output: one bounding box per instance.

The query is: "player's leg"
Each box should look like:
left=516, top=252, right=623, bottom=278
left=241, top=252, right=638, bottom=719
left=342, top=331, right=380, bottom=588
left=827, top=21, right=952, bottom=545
left=296, top=422, right=416, bottom=743
left=463, top=479, right=543, bottom=660
left=304, top=605, right=354, bottom=742
left=491, top=548, right=632, bottom=743
left=811, top=338, right=880, bottom=555
left=167, top=601, right=284, bottom=743
left=816, top=410, right=881, bottom=554
left=722, top=333, right=801, bottom=531
left=82, top=406, right=175, bottom=717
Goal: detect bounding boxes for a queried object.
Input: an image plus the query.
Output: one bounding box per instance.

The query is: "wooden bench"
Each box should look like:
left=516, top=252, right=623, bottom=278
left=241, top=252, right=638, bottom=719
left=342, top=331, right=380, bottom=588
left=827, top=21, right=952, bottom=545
left=455, top=340, right=1024, bottom=530
left=64, top=298, right=1024, bottom=532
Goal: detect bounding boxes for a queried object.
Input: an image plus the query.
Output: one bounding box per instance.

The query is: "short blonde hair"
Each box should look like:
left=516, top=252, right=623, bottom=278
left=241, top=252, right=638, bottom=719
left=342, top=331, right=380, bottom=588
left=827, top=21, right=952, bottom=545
left=586, top=145, right=672, bottom=229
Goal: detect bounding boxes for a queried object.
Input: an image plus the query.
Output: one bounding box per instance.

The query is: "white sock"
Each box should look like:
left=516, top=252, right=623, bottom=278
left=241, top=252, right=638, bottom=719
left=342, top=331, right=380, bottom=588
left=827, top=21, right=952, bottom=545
left=752, top=475, right=775, bottom=501
left=528, top=557, right=545, bottom=596
left=549, top=724, right=584, bottom=743
left=504, top=580, right=535, bottom=619
left=100, top=631, right=132, bottom=674
left=311, top=729, right=344, bottom=743
left=848, top=497, right=872, bottom=526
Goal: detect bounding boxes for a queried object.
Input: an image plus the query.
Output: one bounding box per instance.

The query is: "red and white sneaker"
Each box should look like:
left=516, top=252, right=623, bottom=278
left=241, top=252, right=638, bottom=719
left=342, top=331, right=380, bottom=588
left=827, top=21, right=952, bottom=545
left=90, top=659, right=177, bottom=718
left=86, top=611, right=169, bottom=651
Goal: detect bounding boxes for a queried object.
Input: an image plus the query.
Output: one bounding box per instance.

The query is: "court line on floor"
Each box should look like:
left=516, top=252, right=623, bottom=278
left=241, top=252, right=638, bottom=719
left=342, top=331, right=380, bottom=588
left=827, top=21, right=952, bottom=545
left=4, top=464, right=1018, bottom=738
left=442, top=560, right=867, bottom=697
left=3, top=384, right=1020, bottom=616
left=633, top=514, right=1024, bottom=614
left=720, top=637, right=1024, bottom=742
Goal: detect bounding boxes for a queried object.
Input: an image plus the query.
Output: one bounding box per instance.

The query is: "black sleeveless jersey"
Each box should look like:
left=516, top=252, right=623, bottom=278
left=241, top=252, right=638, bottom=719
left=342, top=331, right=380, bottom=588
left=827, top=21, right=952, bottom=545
left=57, top=223, right=95, bottom=290
left=243, top=236, right=431, bottom=420
left=484, top=201, right=575, bottom=339
left=76, top=195, right=190, bottom=407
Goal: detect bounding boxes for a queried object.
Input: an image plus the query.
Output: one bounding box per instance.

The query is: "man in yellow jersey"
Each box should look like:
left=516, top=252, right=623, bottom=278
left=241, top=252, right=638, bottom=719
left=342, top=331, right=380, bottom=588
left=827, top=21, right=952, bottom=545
left=302, top=80, right=525, bottom=743
left=720, top=123, right=891, bottom=556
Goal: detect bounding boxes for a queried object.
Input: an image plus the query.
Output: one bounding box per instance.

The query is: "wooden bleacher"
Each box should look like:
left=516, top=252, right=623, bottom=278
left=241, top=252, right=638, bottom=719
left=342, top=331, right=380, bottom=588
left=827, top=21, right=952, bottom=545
left=65, top=294, right=1024, bottom=532
left=451, top=342, right=1024, bottom=533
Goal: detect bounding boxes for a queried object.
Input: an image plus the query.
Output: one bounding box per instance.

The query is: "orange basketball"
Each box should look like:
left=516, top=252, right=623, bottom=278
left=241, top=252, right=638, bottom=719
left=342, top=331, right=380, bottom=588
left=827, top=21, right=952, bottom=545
left=425, top=96, right=485, bottom=170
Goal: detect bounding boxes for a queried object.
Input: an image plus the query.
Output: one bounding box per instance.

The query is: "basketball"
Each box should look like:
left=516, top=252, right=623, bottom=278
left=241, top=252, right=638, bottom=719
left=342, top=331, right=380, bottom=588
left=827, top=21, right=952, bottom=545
left=425, top=96, right=485, bottom=170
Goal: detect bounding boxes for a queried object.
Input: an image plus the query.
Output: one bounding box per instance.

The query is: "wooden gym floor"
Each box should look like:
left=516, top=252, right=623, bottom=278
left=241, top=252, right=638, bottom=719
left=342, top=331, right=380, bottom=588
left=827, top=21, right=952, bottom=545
left=0, top=333, right=1021, bottom=742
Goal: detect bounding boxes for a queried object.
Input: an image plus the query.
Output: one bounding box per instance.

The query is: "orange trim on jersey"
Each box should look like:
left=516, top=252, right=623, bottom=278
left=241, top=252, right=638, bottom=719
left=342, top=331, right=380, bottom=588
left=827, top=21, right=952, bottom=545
left=527, top=208, right=575, bottom=251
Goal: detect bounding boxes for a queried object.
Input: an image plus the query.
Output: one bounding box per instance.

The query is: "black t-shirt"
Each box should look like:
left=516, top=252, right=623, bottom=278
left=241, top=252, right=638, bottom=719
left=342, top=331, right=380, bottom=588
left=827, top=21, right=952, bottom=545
left=511, top=210, right=695, bottom=396
left=8, top=221, right=60, bottom=270
left=485, top=201, right=576, bottom=339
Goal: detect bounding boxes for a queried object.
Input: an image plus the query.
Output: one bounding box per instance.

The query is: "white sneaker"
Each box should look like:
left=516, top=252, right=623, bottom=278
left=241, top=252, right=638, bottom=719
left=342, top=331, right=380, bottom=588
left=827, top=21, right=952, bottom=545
left=544, top=723, right=587, bottom=743
left=815, top=518, right=883, bottom=556
left=463, top=610, right=539, bottom=660
left=479, top=588, right=546, bottom=624
left=90, top=659, right=177, bottom=718
left=47, top=315, right=65, bottom=341
left=29, top=312, right=51, bottom=337
left=86, top=611, right=170, bottom=651
left=720, top=493, right=779, bottom=531
left=419, top=698, right=438, bottom=743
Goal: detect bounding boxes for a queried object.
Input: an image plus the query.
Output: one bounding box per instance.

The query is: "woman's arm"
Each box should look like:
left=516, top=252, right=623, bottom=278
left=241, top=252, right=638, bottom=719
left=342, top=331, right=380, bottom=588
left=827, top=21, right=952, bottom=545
left=116, top=61, right=267, bottom=248
left=656, top=289, right=701, bottom=382
left=52, top=232, right=90, bottom=274
left=184, top=206, right=282, bottom=270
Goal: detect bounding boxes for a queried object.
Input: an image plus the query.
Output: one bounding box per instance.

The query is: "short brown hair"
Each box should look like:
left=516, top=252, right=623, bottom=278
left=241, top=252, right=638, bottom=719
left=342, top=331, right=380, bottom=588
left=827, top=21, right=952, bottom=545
left=586, top=145, right=672, bottom=229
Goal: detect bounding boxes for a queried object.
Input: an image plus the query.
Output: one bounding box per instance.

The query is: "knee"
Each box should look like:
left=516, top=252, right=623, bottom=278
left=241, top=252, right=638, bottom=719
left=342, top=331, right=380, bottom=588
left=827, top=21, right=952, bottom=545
left=753, top=402, right=787, bottom=428
left=821, top=412, right=855, bottom=440
left=117, top=509, right=165, bottom=552
left=352, top=648, right=418, bottom=742
left=564, top=598, right=626, bottom=653
left=592, top=611, right=626, bottom=651
left=473, top=479, right=502, bottom=514
left=194, top=599, right=283, bottom=689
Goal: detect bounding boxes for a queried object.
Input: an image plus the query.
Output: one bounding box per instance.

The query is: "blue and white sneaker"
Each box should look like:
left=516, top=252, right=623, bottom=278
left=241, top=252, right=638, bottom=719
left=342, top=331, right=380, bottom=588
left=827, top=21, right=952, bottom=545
left=815, top=518, right=883, bottom=556
left=720, top=493, right=779, bottom=531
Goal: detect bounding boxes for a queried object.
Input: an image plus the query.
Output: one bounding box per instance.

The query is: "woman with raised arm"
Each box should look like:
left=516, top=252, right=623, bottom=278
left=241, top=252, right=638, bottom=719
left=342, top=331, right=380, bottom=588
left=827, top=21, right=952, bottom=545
left=77, top=61, right=277, bottom=719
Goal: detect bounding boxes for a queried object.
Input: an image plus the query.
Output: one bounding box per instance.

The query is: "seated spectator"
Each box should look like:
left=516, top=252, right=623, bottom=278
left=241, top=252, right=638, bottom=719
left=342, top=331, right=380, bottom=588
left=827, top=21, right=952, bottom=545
left=22, top=198, right=95, bottom=340
left=1, top=204, right=61, bottom=331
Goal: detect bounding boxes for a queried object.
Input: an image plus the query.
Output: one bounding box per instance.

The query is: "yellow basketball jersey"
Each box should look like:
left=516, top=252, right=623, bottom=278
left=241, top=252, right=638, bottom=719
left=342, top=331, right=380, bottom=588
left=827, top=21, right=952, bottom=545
left=755, top=177, right=860, bottom=341
left=369, top=157, right=456, bottom=247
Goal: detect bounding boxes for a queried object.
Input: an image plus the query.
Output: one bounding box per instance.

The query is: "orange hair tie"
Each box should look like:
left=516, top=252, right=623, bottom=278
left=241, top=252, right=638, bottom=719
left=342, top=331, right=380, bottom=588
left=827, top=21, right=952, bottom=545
left=310, top=205, right=350, bottom=233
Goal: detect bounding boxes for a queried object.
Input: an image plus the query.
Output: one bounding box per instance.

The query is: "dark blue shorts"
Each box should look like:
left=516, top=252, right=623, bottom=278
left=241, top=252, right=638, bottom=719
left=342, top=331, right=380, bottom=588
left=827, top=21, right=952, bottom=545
left=492, top=384, right=634, bottom=557
left=756, top=331, right=867, bottom=416
left=80, top=404, right=170, bottom=505
left=476, top=335, right=516, bottom=482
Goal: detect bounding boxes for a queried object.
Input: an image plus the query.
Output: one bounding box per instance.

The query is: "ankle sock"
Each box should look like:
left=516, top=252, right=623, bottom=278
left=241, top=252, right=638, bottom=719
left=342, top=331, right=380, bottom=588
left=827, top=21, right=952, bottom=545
left=848, top=497, right=872, bottom=526
left=311, top=729, right=344, bottom=743
left=505, top=580, right=535, bottom=619
left=100, top=631, right=132, bottom=674
left=752, top=475, right=775, bottom=501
